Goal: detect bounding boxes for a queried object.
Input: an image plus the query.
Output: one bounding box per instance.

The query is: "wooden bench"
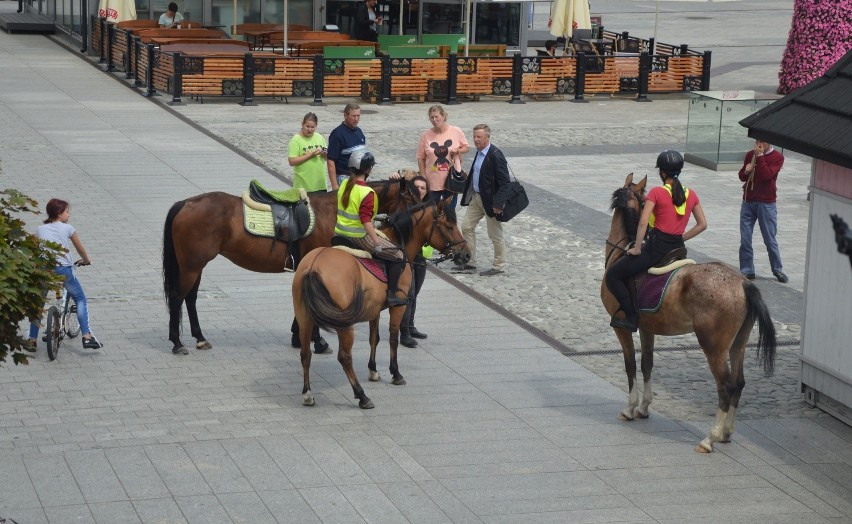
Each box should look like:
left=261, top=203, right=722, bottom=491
left=117, top=19, right=158, bottom=30
left=522, top=56, right=576, bottom=98
left=456, top=56, right=513, bottom=98
left=136, top=28, right=229, bottom=44
left=322, top=58, right=381, bottom=97
left=389, top=58, right=445, bottom=102
left=146, top=37, right=249, bottom=47
left=648, top=55, right=703, bottom=92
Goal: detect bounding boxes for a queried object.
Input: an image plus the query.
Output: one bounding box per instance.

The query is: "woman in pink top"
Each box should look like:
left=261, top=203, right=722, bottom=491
left=416, top=105, right=470, bottom=207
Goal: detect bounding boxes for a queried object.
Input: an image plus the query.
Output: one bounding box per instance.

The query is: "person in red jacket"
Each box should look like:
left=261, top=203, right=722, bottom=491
left=738, top=139, right=787, bottom=283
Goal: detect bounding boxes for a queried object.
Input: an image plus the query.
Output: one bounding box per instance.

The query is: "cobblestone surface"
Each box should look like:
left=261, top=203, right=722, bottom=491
left=167, top=95, right=820, bottom=422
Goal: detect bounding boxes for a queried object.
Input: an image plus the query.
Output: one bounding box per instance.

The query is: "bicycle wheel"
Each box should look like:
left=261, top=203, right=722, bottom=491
left=65, top=302, right=81, bottom=338
left=45, top=306, right=62, bottom=361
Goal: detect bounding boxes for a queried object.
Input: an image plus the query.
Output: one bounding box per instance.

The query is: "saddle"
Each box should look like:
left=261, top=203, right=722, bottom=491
left=330, top=236, right=389, bottom=282
left=243, top=180, right=315, bottom=242
left=630, top=247, right=696, bottom=312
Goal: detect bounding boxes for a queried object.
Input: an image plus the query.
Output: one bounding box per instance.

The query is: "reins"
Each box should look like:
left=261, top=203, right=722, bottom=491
left=605, top=186, right=644, bottom=268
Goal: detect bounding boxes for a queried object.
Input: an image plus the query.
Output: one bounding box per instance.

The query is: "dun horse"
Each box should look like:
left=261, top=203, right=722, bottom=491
left=293, top=199, right=470, bottom=409
left=602, top=173, right=777, bottom=452
left=162, top=179, right=418, bottom=354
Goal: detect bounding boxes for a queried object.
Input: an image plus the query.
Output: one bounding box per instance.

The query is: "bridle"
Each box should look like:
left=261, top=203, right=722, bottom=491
left=605, top=186, right=645, bottom=268
left=426, top=204, right=466, bottom=263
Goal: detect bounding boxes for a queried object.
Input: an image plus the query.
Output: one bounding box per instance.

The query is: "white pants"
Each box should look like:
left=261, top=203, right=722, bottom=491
left=462, top=192, right=506, bottom=270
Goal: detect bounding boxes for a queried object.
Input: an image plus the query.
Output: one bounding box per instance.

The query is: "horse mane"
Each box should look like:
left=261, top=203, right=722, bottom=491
left=386, top=200, right=457, bottom=246
left=610, top=187, right=640, bottom=243
left=368, top=178, right=419, bottom=213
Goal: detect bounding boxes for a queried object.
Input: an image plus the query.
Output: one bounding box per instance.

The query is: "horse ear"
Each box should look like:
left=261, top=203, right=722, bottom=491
left=624, top=172, right=634, bottom=187
left=637, top=175, right=648, bottom=193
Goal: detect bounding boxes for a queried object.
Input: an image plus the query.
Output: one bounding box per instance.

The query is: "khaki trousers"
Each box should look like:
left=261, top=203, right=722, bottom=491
left=461, top=192, right=506, bottom=270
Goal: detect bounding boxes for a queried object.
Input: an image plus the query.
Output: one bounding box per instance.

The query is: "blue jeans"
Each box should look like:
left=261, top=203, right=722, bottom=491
left=336, top=174, right=349, bottom=186
left=739, top=201, right=783, bottom=274
left=29, top=265, right=93, bottom=339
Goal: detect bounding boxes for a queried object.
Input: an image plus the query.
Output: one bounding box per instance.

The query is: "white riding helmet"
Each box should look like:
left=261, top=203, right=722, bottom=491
left=348, top=149, right=376, bottom=172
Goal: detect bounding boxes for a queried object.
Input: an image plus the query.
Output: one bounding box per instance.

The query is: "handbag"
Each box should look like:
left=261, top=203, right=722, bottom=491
left=495, top=166, right=528, bottom=223
left=445, top=165, right=468, bottom=193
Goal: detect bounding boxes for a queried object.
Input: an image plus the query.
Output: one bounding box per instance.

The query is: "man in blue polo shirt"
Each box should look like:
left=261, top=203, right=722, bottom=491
left=327, top=104, right=367, bottom=190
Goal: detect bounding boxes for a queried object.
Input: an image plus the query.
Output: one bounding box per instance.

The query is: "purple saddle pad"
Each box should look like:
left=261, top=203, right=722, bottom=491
left=357, top=257, right=387, bottom=283
left=637, top=268, right=681, bottom=312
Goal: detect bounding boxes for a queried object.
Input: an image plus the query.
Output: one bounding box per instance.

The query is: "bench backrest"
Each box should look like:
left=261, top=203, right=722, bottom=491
left=322, top=46, right=376, bottom=58
left=387, top=45, right=439, bottom=58
left=157, top=39, right=250, bottom=48
left=116, top=19, right=159, bottom=29
left=136, top=28, right=228, bottom=40
left=421, top=33, right=467, bottom=52
left=287, top=30, right=352, bottom=41
left=378, top=34, right=417, bottom=51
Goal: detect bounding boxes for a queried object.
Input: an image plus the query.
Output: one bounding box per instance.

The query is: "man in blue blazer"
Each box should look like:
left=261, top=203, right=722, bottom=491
left=459, top=124, right=511, bottom=276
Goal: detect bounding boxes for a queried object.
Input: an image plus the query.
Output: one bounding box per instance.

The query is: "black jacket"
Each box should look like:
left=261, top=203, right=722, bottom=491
left=352, top=2, right=378, bottom=42
left=460, top=144, right=511, bottom=217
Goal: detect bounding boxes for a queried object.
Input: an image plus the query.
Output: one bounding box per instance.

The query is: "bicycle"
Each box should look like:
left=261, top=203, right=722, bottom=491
left=44, top=262, right=83, bottom=361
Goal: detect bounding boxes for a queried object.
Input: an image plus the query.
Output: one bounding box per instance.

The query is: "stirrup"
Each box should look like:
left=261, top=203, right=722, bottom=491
left=386, top=291, right=408, bottom=307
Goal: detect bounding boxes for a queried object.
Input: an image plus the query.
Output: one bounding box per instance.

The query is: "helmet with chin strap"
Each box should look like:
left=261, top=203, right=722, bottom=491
left=656, top=150, right=684, bottom=175
left=348, top=149, right=376, bottom=173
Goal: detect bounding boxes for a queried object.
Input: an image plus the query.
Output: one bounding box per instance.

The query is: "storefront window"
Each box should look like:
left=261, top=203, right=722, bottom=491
left=422, top=0, right=462, bottom=34
left=474, top=2, right=520, bottom=46
left=211, top=0, right=261, bottom=28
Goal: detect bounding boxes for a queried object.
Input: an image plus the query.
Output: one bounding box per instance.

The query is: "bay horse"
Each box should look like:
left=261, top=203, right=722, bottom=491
left=162, top=178, right=419, bottom=355
left=293, top=199, right=470, bottom=409
left=602, top=173, right=777, bottom=452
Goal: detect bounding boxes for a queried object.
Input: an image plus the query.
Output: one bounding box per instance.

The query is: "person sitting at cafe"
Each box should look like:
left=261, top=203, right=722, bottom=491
left=159, top=2, right=184, bottom=28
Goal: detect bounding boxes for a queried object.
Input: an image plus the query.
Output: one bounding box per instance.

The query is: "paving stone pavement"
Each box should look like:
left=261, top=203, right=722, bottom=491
left=2, top=1, right=851, bottom=523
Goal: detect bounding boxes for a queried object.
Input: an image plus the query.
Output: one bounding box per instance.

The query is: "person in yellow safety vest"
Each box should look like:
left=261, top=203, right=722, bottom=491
left=334, top=150, right=409, bottom=307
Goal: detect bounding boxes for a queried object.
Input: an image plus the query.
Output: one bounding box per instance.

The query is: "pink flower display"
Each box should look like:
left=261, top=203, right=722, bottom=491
left=778, top=0, right=852, bottom=94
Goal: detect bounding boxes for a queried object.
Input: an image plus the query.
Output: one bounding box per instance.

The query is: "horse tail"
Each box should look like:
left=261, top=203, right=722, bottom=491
left=300, top=271, right=366, bottom=331
left=743, top=281, right=777, bottom=375
left=162, top=200, right=188, bottom=307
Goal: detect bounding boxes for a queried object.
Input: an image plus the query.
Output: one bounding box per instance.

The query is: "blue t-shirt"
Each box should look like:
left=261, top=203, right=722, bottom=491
left=38, top=221, right=76, bottom=267
left=327, top=123, right=366, bottom=177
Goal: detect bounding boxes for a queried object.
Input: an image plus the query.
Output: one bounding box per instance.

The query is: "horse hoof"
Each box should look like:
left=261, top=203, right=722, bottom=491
left=196, top=340, right=212, bottom=350
left=359, top=399, right=375, bottom=409
left=618, top=411, right=634, bottom=421
left=635, top=408, right=650, bottom=419
left=719, top=435, right=732, bottom=443
left=391, top=377, right=406, bottom=386
left=303, top=393, right=315, bottom=406
left=172, top=346, right=189, bottom=355
left=368, top=371, right=381, bottom=382
left=695, top=441, right=713, bottom=453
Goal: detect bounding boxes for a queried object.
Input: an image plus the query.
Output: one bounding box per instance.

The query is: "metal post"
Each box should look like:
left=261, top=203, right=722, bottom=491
left=378, top=55, right=393, bottom=106
left=701, top=50, right=712, bottom=91
left=79, top=2, right=88, bottom=53
left=98, top=18, right=106, bottom=64
left=240, top=53, right=257, bottom=106
left=311, top=54, right=325, bottom=106
left=144, top=44, right=156, bottom=97
left=169, top=53, right=184, bottom=106
left=680, top=44, right=689, bottom=55
left=134, top=37, right=144, bottom=87
left=573, top=53, right=587, bottom=103
left=509, top=52, right=524, bottom=104
left=637, top=51, right=651, bottom=102
left=446, top=53, right=460, bottom=105
left=124, top=30, right=134, bottom=80
left=106, top=24, right=114, bottom=72
left=649, top=37, right=656, bottom=56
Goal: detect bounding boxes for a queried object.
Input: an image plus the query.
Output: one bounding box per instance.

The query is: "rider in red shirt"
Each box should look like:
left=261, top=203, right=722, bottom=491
left=605, top=150, right=708, bottom=332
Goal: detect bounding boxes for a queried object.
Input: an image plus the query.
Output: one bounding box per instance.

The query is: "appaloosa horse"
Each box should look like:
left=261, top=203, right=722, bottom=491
left=602, top=173, right=777, bottom=452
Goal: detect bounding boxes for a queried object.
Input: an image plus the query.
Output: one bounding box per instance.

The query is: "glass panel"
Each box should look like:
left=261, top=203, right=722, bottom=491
left=153, top=0, right=200, bottom=23
left=685, top=94, right=724, bottom=165
left=326, top=0, right=357, bottom=36
left=264, top=0, right=312, bottom=28
left=719, top=99, right=773, bottom=164
left=135, top=0, right=151, bottom=19
left=211, top=0, right=261, bottom=28
left=422, top=0, right=463, bottom=34
left=474, top=2, right=519, bottom=46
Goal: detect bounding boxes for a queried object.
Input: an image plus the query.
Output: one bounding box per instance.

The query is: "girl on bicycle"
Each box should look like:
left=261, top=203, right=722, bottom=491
left=27, top=199, right=103, bottom=351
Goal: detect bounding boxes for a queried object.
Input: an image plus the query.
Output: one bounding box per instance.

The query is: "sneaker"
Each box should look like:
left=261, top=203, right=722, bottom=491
left=24, top=339, right=37, bottom=353
left=291, top=332, right=300, bottom=348
left=313, top=337, right=331, bottom=354
left=82, top=336, right=103, bottom=349
left=409, top=326, right=427, bottom=339
left=742, top=272, right=755, bottom=280
left=479, top=268, right=505, bottom=276
left=773, top=271, right=789, bottom=283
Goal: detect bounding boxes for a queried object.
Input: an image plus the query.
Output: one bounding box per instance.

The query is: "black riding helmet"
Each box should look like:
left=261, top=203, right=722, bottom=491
left=348, top=149, right=376, bottom=174
left=656, top=150, right=684, bottom=175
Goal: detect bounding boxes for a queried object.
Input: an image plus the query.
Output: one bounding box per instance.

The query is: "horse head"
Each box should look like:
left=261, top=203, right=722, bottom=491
left=605, top=173, right=648, bottom=267
left=371, top=176, right=421, bottom=215
left=387, top=200, right=470, bottom=265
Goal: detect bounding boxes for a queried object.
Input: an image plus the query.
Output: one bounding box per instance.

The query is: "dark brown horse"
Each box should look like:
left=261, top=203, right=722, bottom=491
left=162, top=179, right=419, bottom=355
left=602, top=173, right=777, bottom=452
left=293, top=199, right=470, bottom=409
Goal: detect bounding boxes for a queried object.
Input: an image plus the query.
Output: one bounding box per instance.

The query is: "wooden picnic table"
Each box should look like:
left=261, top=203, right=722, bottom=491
left=158, top=42, right=253, bottom=54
